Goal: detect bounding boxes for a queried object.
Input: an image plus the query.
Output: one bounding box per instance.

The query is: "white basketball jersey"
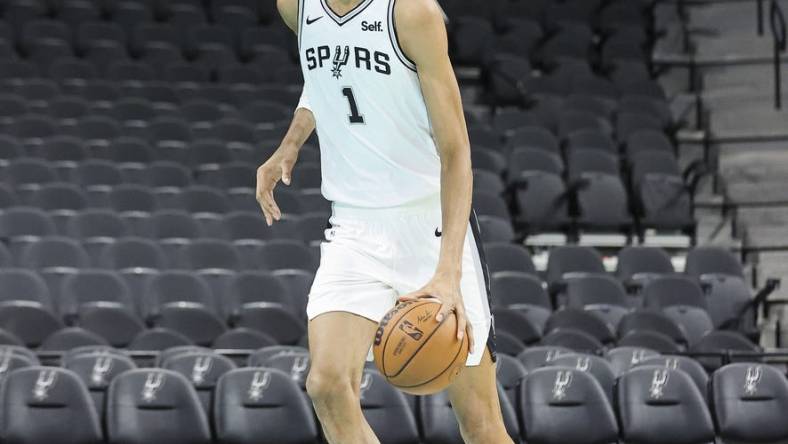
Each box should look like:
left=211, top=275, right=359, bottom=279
left=297, top=0, right=441, bottom=208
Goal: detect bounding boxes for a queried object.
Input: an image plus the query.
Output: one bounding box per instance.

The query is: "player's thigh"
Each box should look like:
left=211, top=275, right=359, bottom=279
left=307, top=311, right=380, bottom=393
left=447, top=349, right=505, bottom=432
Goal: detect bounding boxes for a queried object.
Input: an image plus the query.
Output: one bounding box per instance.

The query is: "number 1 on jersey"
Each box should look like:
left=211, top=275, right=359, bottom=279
left=342, top=87, right=365, bottom=124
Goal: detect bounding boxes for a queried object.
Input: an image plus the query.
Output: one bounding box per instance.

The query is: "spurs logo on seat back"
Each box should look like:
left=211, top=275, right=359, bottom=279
left=649, top=369, right=669, bottom=399
left=291, top=356, right=309, bottom=382
left=359, top=372, right=373, bottom=400
left=248, top=371, right=271, bottom=402
left=191, top=356, right=213, bottom=385
left=574, top=356, right=591, bottom=371
left=91, top=356, right=113, bottom=386
left=552, top=370, right=573, bottom=400
left=142, top=372, right=164, bottom=403
left=33, top=369, right=57, bottom=401
left=744, top=365, right=763, bottom=395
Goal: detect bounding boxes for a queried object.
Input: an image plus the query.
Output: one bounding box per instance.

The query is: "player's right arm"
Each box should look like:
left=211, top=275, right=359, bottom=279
left=256, top=0, right=316, bottom=226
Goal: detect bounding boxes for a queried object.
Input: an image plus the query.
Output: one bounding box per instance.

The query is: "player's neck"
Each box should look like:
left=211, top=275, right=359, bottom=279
left=325, top=0, right=364, bottom=15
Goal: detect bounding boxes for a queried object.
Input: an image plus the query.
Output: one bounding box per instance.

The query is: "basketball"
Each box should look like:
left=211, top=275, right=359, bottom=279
left=372, top=299, right=469, bottom=395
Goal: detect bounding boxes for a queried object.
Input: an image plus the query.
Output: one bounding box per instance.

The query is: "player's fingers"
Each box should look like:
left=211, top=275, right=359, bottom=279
left=280, top=161, right=293, bottom=186
left=267, top=190, right=282, bottom=221
left=465, top=322, right=475, bottom=353
left=455, top=305, right=467, bottom=342
left=435, top=301, right=453, bottom=323
left=256, top=189, right=280, bottom=226
left=397, top=290, right=430, bottom=302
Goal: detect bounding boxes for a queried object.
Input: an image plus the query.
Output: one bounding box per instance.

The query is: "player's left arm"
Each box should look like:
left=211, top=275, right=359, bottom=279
left=396, top=0, right=474, bottom=348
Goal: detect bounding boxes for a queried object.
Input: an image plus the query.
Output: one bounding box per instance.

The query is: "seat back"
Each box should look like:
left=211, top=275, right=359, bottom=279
left=618, top=366, right=715, bottom=444
left=713, top=363, right=788, bottom=444
left=360, top=370, right=419, bottom=444
left=521, top=367, right=618, bottom=444
left=107, top=369, right=212, bottom=444
left=0, top=367, right=103, bottom=444
left=214, top=368, right=319, bottom=444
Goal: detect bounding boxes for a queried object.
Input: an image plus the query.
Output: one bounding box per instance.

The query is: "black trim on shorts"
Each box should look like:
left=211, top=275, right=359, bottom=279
left=469, top=209, right=497, bottom=363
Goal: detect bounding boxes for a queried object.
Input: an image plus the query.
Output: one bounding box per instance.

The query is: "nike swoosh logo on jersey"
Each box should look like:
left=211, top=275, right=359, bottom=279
left=435, top=228, right=442, bottom=237
left=306, top=16, right=323, bottom=25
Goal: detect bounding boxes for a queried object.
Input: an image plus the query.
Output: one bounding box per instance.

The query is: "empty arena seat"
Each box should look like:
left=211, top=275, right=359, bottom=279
left=615, top=246, right=674, bottom=283
left=160, top=350, right=237, bottom=414
left=0, top=268, right=63, bottom=347
left=248, top=345, right=310, bottom=366
left=143, top=271, right=227, bottom=346
left=0, top=347, right=39, bottom=381
left=39, top=326, right=109, bottom=351
left=59, top=270, right=144, bottom=347
left=634, top=355, right=709, bottom=399
left=491, top=271, right=552, bottom=332
left=214, top=368, right=319, bottom=444
left=249, top=350, right=312, bottom=390
left=517, top=346, right=573, bottom=372
left=550, top=353, right=616, bottom=402
left=107, top=369, right=212, bottom=444
left=485, top=243, right=537, bottom=276
left=0, top=367, right=103, bottom=444
left=492, top=307, right=542, bottom=346
left=618, top=366, right=715, bottom=444
left=419, top=381, right=520, bottom=443
left=643, top=275, right=713, bottom=344
left=520, top=367, right=618, bottom=444
left=496, top=354, right=528, bottom=407
left=355, top=369, right=420, bottom=444
left=689, top=331, right=761, bottom=371
left=545, top=245, right=605, bottom=286
left=617, top=310, right=688, bottom=348
left=544, top=308, right=616, bottom=346
left=605, top=346, right=660, bottom=376
left=213, top=328, right=277, bottom=350
left=63, top=349, right=137, bottom=418
left=565, top=274, right=630, bottom=328
left=685, top=246, right=745, bottom=279
left=712, top=363, right=788, bottom=443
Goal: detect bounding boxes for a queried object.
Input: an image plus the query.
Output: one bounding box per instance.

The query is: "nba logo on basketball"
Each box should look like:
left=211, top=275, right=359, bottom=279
left=398, top=320, right=424, bottom=341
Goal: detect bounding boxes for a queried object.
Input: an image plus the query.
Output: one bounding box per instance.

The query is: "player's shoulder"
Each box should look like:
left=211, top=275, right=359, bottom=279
left=394, top=0, right=444, bottom=29
left=277, top=0, right=299, bottom=32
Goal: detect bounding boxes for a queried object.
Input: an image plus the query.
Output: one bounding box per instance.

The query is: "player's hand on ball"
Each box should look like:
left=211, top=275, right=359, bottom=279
left=256, top=144, right=299, bottom=226
left=399, top=272, right=474, bottom=353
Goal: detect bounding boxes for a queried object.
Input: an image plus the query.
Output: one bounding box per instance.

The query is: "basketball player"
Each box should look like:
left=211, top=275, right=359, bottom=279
left=258, top=0, right=513, bottom=442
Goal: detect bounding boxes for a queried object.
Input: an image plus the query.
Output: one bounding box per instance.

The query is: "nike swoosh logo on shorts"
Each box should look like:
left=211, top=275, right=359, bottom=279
left=435, top=228, right=442, bottom=237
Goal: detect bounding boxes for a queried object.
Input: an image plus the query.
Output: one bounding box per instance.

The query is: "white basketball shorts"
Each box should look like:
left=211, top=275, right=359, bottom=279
left=306, top=194, right=496, bottom=366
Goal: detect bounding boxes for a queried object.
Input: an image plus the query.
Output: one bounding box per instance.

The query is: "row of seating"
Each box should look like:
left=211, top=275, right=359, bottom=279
left=1, top=21, right=297, bottom=73
left=0, top=344, right=784, bottom=444
left=0, top=69, right=300, bottom=104
left=0, top=0, right=282, bottom=29
left=0, top=92, right=293, bottom=125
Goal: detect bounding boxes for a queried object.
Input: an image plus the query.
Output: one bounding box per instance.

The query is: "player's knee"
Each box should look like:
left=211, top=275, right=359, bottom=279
left=305, top=366, right=356, bottom=404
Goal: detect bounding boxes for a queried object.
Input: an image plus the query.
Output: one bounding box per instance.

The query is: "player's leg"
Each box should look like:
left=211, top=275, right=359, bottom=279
left=306, top=311, right=380, bottom=444
left=448, top=348, right=513, bottom=444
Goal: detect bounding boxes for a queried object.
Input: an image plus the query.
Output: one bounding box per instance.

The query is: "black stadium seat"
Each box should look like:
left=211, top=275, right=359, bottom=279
left=107, top=369, right=212, bottom=444
left=712, top=363, right=788, bottom=443
left=520, top=367, right=618, bottom=444
left=63, top=349, right=137, bottom=418
left=0, top=367, right=103, bottom=444
left=214, top=368, right=320, bottom=444
left=617, top=366, right=716, bottom=444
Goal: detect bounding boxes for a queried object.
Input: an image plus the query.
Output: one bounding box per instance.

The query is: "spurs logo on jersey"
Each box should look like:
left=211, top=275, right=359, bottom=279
left=305, top=45, right=391, bottom=77
left=298, top=0, right=441, bottom=208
